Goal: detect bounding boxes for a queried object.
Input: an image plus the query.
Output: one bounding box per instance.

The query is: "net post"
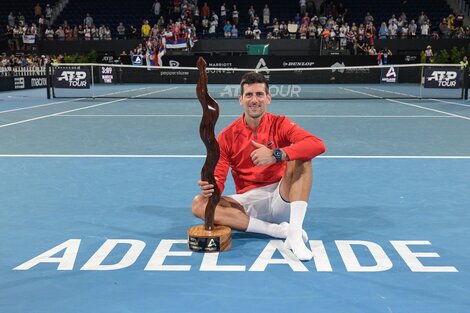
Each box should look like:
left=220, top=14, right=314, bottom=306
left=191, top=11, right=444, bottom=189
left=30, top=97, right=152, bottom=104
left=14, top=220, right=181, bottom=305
left=91, top=64, right=95, bottom=99
left=419, top=64, right=424, bottom=100
left=463, top=66, right=469, bottom=100
left=46, top=62, right=51, bottom=99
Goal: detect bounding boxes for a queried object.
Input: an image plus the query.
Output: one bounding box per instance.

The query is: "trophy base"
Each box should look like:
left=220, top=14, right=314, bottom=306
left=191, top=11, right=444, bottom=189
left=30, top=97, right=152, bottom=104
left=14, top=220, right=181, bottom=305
left=188, top=225, right=232, bottom=252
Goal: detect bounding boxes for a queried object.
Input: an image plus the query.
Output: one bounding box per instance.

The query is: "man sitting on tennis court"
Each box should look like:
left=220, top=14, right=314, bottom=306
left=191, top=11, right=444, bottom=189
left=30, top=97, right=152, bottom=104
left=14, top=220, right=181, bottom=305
left=192, top=72, right=326, bottom=261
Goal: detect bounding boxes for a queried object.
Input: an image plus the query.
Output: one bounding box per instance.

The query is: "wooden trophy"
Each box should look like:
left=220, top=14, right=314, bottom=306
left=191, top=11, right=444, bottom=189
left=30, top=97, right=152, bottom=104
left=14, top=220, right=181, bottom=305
left=188, top=57, right=232, bottom=252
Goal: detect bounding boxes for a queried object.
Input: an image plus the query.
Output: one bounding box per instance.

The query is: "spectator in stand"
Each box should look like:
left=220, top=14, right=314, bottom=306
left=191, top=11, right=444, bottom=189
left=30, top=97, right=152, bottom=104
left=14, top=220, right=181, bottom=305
left=151, top=23, right=159, bottom=39
left=45, top=25, right=54, bottom=41
left=173, top=0, right=182, bottom=16
left=378, top=22, right=388, bottom=39
left=208, top=17, right=217, bottom=38
left=201, top=16, right=209, bottom=37
left=408, top=20, right=417, bottom=38
left=245, top=26, right=253, bottom=39
left=193, top=6, right=200, bottom=25
left=34, top=3, right=42, bottom=21
left=152, top=0, right=161, bottom=18
left=55, top=25, right=65, bottom=40
left=299, top=23, right=308, bottom=39
left=18, top=12, right=26, bottom=27
left=84, top=13, right=94, bottom=28
left=389, top=20, right=398, bottom=39
left=308, top=21, right=317, bottom=38
left=141, top=20, right=151, bottom=39
left=425, top=45, right=433, bottom=63
left=220, top=3, right=227, bottom=24
left=420, top=21, right=430, bottom=38
left=263, top=5, right=270, bottom=25
left=232, top=5, right=239, bottom=25
left=439, top=18, right=450, bottom=38
left=8, top=12, right=15, bottom=27
left=84, top=26, right=92, bottom=40
left=201, top=2, right=210, bottom=19
left=401, top=23, right=409, bottom=39
left=447, top=14, right=455, bottom=30
left=117, top=22, right=126, bottom=39
left=130, top=25, right=138, bottom=39
left=45, top=4, right=52, bottom=26
left=364, top=12, right=374, bottom=25
left=223, top=21, right=232, bottom=38
left=77, top=24, right=85, bottom=40
left=103, top=26, right=112, bottom=40
left=418, top=11, right=429, bottom=29
left=65, top=26, right=73, bottom=40
left=253, top=25, right=261, bottom=39
left=455, top=12, right=464, bottom=29
left=299, top=0, right=306, bottom=15
left=248, top=5, right=256, bottom=24
left=288, top=20, right=298, bottom=39
left=38, top=15, right=46, bottom=38
left=91, top=25, right=99, bottom=40
left=231, top=24, right=238, bottom=38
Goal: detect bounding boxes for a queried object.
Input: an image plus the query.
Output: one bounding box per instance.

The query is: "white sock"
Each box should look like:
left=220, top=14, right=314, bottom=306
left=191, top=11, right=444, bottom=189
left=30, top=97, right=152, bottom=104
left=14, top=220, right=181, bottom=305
left=246, top=217, right=308, bottom=241
left=285, top=201, right=313, bottom=261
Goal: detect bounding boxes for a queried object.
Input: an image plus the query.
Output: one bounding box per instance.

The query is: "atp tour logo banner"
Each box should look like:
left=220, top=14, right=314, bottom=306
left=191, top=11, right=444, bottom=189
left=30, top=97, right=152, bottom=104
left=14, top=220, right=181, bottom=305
left=53, top=68, right=91, bottom=89
left=424, top=68, right=461, bottom=89
left=381, top=66, right=398, bottom=83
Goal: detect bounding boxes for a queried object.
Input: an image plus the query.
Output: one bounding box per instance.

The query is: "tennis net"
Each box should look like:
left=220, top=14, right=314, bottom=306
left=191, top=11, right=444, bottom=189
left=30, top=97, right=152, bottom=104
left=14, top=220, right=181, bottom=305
left=47, top=63, right=468, bottom=100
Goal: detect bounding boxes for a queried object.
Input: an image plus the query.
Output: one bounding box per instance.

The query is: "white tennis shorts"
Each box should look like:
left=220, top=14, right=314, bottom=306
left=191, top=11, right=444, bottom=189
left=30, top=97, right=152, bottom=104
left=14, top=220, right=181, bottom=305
left=227, top=182, right=290, bottom=224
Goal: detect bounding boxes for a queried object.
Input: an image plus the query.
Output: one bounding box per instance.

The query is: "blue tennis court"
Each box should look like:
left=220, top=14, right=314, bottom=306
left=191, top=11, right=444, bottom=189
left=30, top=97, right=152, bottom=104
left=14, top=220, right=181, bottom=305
left=1, top=85, right=469, bottom=313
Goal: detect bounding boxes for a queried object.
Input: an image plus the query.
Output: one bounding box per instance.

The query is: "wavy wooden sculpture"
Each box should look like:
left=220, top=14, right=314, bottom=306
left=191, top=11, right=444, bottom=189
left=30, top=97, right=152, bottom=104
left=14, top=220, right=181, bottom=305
left=188, top=57, right=232, bottom=252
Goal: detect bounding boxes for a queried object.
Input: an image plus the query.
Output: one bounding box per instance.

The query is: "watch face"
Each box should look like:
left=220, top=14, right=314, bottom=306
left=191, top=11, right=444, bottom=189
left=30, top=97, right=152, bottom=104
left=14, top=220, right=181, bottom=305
left=273, top=148, right=282, bottom=162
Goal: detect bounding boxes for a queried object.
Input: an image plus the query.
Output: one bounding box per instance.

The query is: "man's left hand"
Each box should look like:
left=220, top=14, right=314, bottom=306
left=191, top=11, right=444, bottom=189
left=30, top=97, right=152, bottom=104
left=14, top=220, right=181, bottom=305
left=250, top=140, right=275, bottom=166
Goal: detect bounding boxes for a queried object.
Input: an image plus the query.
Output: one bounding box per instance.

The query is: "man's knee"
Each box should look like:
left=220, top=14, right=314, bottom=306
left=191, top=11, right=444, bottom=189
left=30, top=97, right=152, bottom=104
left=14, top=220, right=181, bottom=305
left=286, top=159, right=312, bottom=176
left=191, top=194, right=207, bottom=219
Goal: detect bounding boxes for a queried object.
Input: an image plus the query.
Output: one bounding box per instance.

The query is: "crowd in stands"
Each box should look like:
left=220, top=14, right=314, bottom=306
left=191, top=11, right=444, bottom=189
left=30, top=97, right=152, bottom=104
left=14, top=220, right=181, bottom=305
left=2, top=0, right=470, bottom=56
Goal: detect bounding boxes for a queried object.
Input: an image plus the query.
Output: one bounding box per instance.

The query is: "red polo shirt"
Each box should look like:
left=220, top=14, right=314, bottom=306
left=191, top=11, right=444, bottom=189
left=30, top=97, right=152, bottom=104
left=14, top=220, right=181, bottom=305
left=215, top=112, right=325, bottom=194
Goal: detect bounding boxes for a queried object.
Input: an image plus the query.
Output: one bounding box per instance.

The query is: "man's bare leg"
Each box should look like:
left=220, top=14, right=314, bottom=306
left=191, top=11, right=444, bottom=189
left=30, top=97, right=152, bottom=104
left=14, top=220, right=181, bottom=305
left=280, top=160, right=314, bottom=261
left=191, top=195, right=306, bottom=239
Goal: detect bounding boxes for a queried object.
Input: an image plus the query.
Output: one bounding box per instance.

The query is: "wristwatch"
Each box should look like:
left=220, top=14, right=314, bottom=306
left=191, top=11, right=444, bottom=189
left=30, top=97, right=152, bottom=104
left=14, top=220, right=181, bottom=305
left=272, top=148, right=283, bottom=163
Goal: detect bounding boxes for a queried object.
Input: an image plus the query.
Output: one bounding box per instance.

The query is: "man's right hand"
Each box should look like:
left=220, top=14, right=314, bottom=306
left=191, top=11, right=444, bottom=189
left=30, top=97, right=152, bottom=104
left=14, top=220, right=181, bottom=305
left=198, top=180, right=214, bottom=198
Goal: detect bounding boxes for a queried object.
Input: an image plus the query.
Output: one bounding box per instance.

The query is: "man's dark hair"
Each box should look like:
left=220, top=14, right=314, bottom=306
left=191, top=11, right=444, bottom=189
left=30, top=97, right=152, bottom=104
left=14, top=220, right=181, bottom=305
left=240, top=72, right=269, bottom=95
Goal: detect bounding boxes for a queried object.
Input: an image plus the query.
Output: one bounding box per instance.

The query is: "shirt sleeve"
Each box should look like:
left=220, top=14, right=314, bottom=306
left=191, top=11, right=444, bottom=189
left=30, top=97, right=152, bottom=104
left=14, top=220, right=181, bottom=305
left=214, top=132, right=230, bottom=194
left=279, top=117, right=326, bottom=160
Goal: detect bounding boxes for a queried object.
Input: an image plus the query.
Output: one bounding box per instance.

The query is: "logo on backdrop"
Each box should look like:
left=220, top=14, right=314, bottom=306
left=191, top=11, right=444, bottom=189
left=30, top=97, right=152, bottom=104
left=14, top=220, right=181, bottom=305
left=256, top=58, right=270, bottom=80
left=169, top=60, right=180, bottom=67
left=53, top=69, right=91, bottom=89
left=424, top=68, right=461, bottom=88
left=14, top=77, right=25, bottom=89
left=381, top=66, right=398, bottom=83
left=330, top=62, right=370, bottom=74
left=131, top=54, right=144, bottom=66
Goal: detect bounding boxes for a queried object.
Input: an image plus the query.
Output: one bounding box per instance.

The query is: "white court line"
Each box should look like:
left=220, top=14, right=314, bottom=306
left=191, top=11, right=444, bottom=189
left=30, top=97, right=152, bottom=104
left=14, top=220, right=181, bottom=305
left=0, top=154, right=468, bottom=159
left=134, top=87, right=179, bottom=97
left=386, top=99, right=470, bottom=121
left=364, top=87, right=470, bottom=107
left=340, top=87, right=383, bottom=99
left=428, top=98, right=470, bottom=107
left=0, top=98, right=127, bottom=129
left=0, top=85, right=169, bottom=115
left=0, top=98, right=86, bottom=114
left=55, top=114, right=453, bottom=118
left=341, top=87, right=470, bottom=121
left=364, top=87, right=419, bottom=98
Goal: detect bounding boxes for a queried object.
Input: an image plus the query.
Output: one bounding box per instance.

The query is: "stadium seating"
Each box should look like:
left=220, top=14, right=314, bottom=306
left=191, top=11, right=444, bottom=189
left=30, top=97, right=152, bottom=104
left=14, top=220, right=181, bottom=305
left=0, top=0, right=456, bottom=40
